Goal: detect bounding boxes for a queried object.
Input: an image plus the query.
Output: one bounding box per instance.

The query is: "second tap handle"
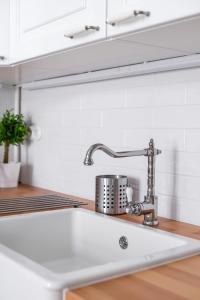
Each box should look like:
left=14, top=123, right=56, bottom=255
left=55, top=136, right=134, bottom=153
left=126, top=185, right=134, bottom=203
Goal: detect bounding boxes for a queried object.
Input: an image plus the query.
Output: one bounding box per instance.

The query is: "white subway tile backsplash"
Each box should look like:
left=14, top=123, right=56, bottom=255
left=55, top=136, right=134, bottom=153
left=177, top=152, right=200, bottom=177
left=125, top=86, right=157, bottom=108
left=81, top=81, right=126, bottom=110
left=153, top=106, right=200, bottom=128
left=156, top=150, right=178, bottom=174
left=156, top=172, right=200, bottom=202
left=55, top=128, right=81, bottom=145
left=21, top=67, right=200, bottom=225
left=103, top=108, right=153, bottom=129
left=154, top=83, right=187, bottom=106
left=125, top=129, right=185, bottom=151
left=187, top=81, right=200, bottom=105
left=158, top=195, right=200, bottom=225
left=126, top=83, right=186, bottom=108
left=80, top=111, right=103, bottom=128
left=80, top=128, right=126, bottom=148
left=60, top=110, right=102, bottom=128
left=182, top=176, right=200, bottom=201
left=185, top=129, right=200, bottom=152
left=157, top=150, right=200, bottom=177
left=156, top=173, right=181, bottom=198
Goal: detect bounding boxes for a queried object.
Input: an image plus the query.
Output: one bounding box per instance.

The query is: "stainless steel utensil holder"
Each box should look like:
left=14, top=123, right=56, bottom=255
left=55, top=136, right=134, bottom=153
left=95, top=175, right=128, bottom=215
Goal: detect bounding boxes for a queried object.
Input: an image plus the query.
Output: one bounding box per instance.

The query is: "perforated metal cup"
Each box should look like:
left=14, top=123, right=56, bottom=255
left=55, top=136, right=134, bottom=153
left=95, top=175, right=128, bottom=215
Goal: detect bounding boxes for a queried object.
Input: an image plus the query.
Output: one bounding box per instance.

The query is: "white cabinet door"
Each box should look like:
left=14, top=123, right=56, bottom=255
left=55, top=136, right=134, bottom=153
left=0, top=0, right=10, bottom=65
left=10, top=0, right=106, bottom=62
left=107, top=0, right=200, bottom=38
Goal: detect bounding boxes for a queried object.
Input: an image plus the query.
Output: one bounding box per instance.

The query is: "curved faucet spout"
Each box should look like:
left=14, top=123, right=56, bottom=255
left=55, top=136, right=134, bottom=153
left=83, top=143, right=102, bottom=166
left=83, top=143, right=116, bottom=166
left=83, top=143, right=149, bottom=166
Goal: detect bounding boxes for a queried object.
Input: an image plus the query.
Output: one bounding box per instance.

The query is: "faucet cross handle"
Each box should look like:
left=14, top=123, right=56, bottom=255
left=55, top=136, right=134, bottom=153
left=126, top=185, right=134, bottom=203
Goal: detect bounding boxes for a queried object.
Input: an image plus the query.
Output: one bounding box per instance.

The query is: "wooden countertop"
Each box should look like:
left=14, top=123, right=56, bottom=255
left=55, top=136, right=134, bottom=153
left=0, top=185, right=200, bottom=300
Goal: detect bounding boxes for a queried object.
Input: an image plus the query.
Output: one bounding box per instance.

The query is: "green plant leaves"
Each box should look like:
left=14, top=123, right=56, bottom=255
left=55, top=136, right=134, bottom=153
left=0, top=110, right=30, bottom=162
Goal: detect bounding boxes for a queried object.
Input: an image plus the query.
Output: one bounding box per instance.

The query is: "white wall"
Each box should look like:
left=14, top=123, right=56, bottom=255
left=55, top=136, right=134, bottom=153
left=0, top=86, right=15, bottom=117
left=0, top=86, right=15, bottom=162
left=21, top=67, right=200, bottom=225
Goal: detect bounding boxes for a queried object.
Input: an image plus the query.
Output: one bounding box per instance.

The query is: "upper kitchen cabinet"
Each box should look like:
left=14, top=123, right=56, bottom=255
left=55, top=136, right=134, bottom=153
left=9, top=0, right=106, bottom=62
left=0, top=0, right=10, bottom=65
left=107, top=0, right=200, bottom=38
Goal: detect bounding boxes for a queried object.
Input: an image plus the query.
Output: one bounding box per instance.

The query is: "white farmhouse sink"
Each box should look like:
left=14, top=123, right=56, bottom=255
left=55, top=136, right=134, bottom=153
left=0, top=208, right=199, bottom=300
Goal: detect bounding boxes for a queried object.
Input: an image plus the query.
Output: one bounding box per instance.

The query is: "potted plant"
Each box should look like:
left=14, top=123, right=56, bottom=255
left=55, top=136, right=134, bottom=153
left=0, top=110, right=30, bottom=188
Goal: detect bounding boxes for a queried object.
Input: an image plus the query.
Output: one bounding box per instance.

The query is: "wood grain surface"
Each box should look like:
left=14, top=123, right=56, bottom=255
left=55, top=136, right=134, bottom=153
left=67, top=255, right=200, bottom=300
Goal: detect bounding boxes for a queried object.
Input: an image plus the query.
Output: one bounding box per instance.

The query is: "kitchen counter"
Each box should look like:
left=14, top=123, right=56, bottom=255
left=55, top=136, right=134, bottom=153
left=0, top=185, right=200, bottom=300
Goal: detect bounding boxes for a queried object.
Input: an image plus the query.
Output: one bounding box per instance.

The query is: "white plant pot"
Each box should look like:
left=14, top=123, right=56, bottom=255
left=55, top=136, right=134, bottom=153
left=0, top=162, right=21, bottom=188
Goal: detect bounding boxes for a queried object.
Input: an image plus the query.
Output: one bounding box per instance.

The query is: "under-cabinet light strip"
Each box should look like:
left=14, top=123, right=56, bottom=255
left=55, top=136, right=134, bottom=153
left=20, top=53, right=200, bottom=90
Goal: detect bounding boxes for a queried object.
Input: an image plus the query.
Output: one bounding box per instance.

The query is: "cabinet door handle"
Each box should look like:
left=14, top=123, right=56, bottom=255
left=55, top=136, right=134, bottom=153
left=134, top=10, right=150, bottom=17
left=107, top=10, right=151, bottom=26
left=64, top=25, right=100, bottom=39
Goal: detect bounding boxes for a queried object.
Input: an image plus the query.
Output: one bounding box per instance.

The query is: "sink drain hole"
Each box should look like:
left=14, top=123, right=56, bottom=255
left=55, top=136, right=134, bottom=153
left=119, top=236, right=128, bottom=249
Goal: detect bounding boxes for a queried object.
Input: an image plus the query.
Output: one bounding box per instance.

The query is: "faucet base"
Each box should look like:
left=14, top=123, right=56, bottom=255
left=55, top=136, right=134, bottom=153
left=126, top=202, right=159, bottom=226
left=143, top=219, right=159, bottom=226
left=142, top=196, right=158, bottom=226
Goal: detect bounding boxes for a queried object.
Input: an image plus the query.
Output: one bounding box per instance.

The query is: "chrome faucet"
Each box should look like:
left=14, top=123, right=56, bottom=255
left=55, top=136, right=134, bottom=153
left=83, top=139, right=161, bottom=226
